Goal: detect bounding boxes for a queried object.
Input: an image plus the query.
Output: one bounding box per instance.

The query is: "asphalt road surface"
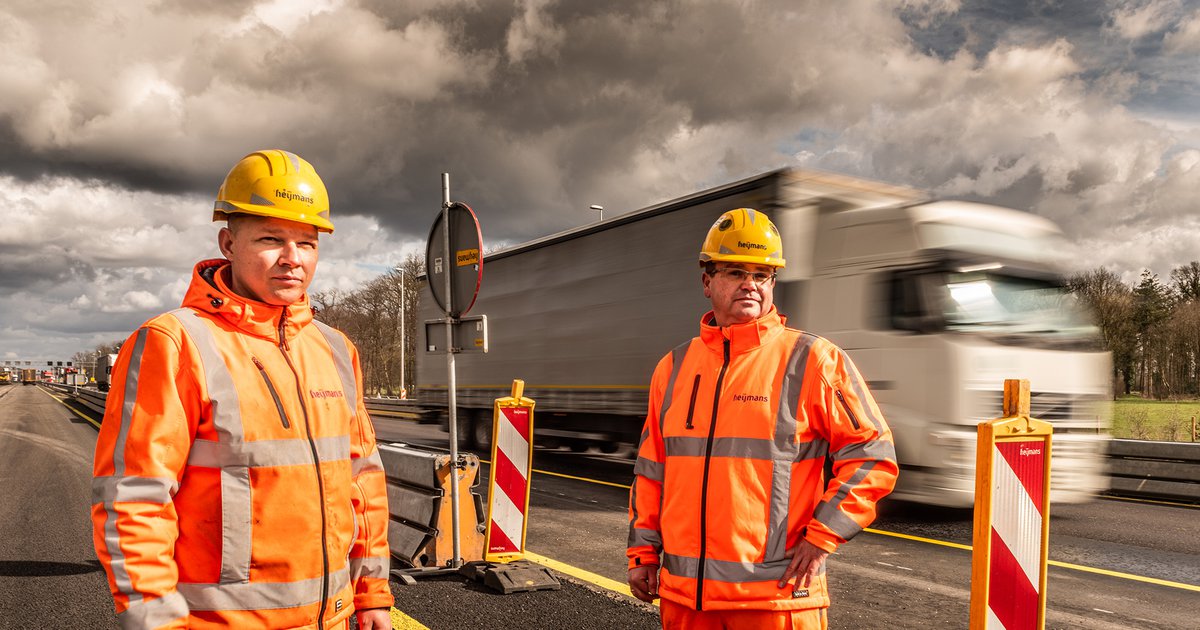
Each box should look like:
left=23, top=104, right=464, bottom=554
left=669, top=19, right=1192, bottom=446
left=2, top=384, right=1197, bottom=629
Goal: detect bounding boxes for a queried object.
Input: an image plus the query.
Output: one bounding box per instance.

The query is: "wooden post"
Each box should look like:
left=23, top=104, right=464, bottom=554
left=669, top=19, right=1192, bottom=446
left=1003, top=379, right=1031, bottom=418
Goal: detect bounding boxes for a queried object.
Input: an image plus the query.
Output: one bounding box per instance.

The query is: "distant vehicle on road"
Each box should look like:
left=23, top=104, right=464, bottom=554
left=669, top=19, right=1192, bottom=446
left=414, top=168, right=1112, bottom=508
left=21, top=368, right=38, bottom=385
left=95, top=354, right=118, bottom=392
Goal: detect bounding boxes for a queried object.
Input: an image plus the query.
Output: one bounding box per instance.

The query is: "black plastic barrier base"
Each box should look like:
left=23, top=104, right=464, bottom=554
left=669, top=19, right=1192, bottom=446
left=461, top=560, right=562, bottom=594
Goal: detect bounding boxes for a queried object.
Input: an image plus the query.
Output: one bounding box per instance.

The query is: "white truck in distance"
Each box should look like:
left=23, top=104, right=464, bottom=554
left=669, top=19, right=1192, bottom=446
left=415, top=169, right=1111, bottom=507
left=96, top=354, right=118, bottom=392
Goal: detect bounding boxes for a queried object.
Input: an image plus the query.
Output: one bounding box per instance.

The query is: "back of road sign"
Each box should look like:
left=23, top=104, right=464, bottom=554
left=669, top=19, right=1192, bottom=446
left=425, top=202, right=483, bottom=318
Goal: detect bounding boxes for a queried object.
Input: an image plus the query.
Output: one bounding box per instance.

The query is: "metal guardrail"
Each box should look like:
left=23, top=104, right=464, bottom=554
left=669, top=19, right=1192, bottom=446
left=363, top=397, right=431, bottom=420
left=1107, top=439, right=1200, bottom=503
left=33, top=383, right=1200, bottom=503
left=43, top=382, right=108, bottom=414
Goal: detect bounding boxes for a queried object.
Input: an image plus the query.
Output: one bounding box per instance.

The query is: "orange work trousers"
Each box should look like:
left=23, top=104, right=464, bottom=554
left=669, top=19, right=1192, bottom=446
left=661, top=599, right=828, bottom=630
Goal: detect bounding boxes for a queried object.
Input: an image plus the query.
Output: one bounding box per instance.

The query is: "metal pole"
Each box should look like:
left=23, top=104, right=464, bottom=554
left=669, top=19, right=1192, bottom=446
left=442, top=172, right=463, bottom=568
left=399, top=271, right=406, bottom=398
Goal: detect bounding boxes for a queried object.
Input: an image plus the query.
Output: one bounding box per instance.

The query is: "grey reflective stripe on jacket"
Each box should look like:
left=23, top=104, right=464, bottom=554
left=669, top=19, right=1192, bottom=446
left=95, top=327, right=153, bottom=611
left=115, top=591, right=188, bottom=629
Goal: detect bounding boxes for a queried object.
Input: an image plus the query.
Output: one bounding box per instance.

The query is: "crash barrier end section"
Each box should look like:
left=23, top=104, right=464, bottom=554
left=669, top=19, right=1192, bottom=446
left=484, top=379, right=536, bottom=564
left=970, top=379, right=1052, bottom=630
left=378, top=442, right=485, bottom=571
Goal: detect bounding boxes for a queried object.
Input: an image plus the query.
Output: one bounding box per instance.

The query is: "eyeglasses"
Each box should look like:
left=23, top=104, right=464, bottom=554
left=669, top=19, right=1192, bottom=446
left=710, top=267, right=777, bottom=286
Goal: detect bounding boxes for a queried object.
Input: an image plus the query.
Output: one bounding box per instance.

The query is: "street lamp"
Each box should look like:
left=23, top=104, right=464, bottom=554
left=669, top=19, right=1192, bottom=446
left=589, top=204, right=604, bottom=222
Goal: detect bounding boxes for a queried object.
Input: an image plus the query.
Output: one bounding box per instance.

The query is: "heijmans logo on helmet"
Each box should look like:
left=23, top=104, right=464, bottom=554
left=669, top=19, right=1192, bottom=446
left=738, top=240, right=768, bottom=251
left=275, top=188, right=314, bottom=206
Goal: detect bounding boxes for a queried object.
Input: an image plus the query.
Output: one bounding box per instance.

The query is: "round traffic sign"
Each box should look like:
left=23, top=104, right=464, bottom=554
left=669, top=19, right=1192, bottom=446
left=425, top=202, right=483, bottom=317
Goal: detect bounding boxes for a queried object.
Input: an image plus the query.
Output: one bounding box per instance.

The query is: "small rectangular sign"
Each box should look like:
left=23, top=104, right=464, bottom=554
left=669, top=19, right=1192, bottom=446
left=456, top=248, right=480, bottom=266
left=424, top=315, right=488, bottom=354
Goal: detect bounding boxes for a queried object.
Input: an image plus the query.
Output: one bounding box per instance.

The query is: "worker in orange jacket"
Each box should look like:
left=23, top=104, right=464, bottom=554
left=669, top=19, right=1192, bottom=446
left=91, top=150, right=393, bottom=629
left=627, top=208, right=898, bottom=629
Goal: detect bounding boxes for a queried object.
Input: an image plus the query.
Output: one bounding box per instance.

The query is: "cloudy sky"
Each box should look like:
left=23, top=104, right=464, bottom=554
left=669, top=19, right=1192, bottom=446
left=1, top=0, right=1198, bottom=361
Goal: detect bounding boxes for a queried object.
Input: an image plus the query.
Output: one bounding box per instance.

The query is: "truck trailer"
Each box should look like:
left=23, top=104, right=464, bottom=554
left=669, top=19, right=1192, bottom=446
left=415, top=169, right=1111, bottom=507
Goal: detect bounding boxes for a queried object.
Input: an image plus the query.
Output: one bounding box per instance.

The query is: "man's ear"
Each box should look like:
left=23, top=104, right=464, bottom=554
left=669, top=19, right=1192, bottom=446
left=701, top=269, right=712, bottom=298
left=218, top=227, right=234, bottom=259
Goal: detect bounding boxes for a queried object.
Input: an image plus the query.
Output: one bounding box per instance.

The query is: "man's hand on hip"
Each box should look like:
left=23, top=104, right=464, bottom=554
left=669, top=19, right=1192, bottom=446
left=779, top=539, right=829, bottom=592
left=628, top=565, right=660, bottom=603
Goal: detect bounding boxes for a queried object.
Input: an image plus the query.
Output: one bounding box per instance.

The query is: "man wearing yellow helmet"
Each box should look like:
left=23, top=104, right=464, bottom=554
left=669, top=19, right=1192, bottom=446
left=92, top=150, right=394, bottom=629
left=628, top=208, right=898, bottom=629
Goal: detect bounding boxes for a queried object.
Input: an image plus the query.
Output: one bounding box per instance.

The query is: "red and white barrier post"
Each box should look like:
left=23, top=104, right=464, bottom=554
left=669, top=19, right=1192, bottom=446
left=484, top=379, right=535, bottom=562
left=969, top=379, right=1052, bottom=630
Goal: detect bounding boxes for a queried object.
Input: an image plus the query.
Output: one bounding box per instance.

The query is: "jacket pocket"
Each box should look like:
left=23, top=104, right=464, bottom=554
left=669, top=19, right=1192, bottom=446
left=835, top=389, right=862, bottom=431
left=252, top=357, right=291, bottom=429
left=685, top=374, right=701, bottom=429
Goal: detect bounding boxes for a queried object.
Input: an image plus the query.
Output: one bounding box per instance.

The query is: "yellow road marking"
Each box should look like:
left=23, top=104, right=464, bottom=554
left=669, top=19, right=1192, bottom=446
left=1101, top=494, right=1198, bottom=509
left=390, top=607, right=430, bottom=629
left=531, top=467, right=632, bottom=489
left=41, top=388, right=101, bottom=429
left=523, top=550, right=658, bottom=608
left=863, top=527, right=972, bottom=551
left=863, top=528, right=1200, bottom=592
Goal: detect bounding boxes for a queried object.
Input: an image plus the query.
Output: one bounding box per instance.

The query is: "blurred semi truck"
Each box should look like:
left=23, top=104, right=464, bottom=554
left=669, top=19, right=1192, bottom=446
left=96, top=354, right=118, bottom=392
left=415, top=169, right=1111, bottom=507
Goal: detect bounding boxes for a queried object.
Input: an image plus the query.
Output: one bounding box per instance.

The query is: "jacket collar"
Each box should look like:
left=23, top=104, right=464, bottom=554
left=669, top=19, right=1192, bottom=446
left=699, top=306, right=786, bottom=354
left=181, top=259, right=313, bottom=343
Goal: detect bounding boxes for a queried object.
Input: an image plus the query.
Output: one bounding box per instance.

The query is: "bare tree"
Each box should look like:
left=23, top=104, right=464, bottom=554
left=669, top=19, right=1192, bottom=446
left=1068, top=267, right=1137, bottom=396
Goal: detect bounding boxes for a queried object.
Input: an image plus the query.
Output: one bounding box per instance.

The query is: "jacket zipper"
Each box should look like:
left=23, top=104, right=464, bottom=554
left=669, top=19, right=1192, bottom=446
left=279, top=313, right=330, bottom=629
left=695, top=338, right=730, bottom=610
left=684, top=374, right=701, bottom=429
left=251, top=357, right=291, bottom=429
left=835, top=389, right=862, bottom=430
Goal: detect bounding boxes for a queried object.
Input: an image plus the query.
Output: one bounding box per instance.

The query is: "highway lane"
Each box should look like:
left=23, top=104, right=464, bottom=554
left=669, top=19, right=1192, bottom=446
left=0, top=384, right=118, bottom=629
left=374, top=415, right=1200, bottom=629
left=2, top=386, right=1195, bottom=628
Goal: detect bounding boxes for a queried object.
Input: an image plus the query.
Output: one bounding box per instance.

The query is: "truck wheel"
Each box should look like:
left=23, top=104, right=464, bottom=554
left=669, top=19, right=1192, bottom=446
left=568, top=440, right=590, bottom=453
left=471, top=414, right=492, bottom=451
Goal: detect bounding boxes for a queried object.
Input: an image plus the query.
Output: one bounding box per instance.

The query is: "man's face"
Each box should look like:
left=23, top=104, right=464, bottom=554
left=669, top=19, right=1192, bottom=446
left=218, top=215, right=319, bottom=306
left=702, top=262, right=777, bottom=326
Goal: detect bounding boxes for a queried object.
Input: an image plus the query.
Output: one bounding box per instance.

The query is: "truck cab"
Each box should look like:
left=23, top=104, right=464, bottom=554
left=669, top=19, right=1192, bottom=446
left=777, top=199, right=1111, bottom=507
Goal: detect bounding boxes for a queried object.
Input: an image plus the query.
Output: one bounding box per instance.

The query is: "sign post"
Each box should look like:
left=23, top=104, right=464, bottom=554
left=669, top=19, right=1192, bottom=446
left=423, top=173, right=485, bottom=570
left=969, top=379, right=1052, bottom=630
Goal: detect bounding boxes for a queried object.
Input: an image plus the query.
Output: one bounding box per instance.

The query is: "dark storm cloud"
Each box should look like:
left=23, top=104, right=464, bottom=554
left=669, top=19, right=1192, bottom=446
left=0, top=0, right=1196, bottom=279
left=0, top=1, right=944, bottom=243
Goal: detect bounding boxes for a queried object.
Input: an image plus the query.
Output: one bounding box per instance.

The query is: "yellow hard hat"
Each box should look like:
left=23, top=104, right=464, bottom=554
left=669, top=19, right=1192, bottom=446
left=699, top=208, right=786, bottom=268
left=213, top=149, right=334, bottom=233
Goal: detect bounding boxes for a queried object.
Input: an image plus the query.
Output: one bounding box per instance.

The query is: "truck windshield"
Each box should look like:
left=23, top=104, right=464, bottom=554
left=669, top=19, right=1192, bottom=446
left=941, top=272, right=1092, bottom=335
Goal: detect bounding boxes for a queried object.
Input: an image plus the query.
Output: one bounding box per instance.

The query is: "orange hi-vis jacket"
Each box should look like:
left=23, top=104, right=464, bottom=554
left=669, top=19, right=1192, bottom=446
left=627, top=307, right=897, bottom=611
left=91, top=260, right=393, bottom=629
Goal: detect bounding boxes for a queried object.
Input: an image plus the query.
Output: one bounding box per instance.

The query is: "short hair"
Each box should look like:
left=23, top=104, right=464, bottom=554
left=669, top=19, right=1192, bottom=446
left=225, top=214, right=248, bottom=234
